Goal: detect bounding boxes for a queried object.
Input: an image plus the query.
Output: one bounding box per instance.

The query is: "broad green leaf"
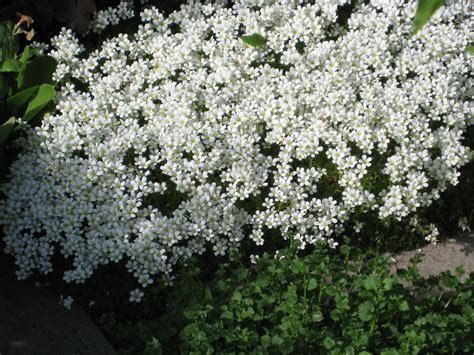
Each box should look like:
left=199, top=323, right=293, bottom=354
left=271, top=335, right=284, bottom=346
left=19, top=55, right=57, bottom=90
left=382, top=277, right=396, bottom=290
left=307, top=278, right=317, bottom=291
left=0, top=22, right=8, bottom=48
left=241, top=33, right=267, bottom=47
left=1, top=59, right=21, bottom=72
left=0, top=75, right=8, bottom=99
left=413, top=0, right=445, bottom=34
left=312, top=310, right=323, bottom=322
left=399, top=300, right=410, bottom=312
left=23, top=84, right=55, bottom=122
left=381, top=349, right=400, bottom=355
left=220, top=311, right=233, bottom=319
left=467, top=45, right=474, bottom=54
left=1, top=25, right=19, bottom=60
left=363, top=274, right=379, bottom=291
left=17, top=45, right=30, bottom=89
left=144, top=337, right=162, bottom=355
left=233, top=267, right=248, bottom=282
left=323, top=336, right=336, bottom=349
left=358, top=301, right=374, bottom=322
left=0, top=116, right=15, bottom=144
left=7, top=85, right=38, bottom=108
left=261, top=334, right=271, bottom=347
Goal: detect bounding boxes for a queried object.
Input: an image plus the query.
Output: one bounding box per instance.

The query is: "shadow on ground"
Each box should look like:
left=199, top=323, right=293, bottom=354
left=0, top=252, right=116, bottom=355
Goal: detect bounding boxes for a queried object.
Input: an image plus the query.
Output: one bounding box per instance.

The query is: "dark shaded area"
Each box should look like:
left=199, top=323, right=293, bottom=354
left=0, top=0, right=120, bottom=38
left=0, top=249, right=117, bottom=355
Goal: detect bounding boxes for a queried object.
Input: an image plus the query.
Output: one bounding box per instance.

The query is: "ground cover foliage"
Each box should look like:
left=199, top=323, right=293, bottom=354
left=0, top=0, right=473, bottom=353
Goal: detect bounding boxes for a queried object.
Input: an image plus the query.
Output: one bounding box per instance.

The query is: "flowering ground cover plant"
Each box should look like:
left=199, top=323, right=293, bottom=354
left=0, top=0, right=472, bottom=301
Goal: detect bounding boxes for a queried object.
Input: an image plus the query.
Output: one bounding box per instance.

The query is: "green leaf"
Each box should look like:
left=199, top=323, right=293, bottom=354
left=17, top=45, right=30, bottom=89
left=381, top=349, right=400, bottom=355
left=271, top=335, right=284, bottom=346
left=289, top=259, right=307, bottom=274
left=441, top=275, right=457, bottom=289
left=383, top=277, right=396, bottom=290
left=261, top=334, right=271, bottom=347
left=233, top=267, right=248, bottom=282
left=0, top=22, right=9, bottom=50
left=19, top=55, right=57, bottom=90
left=23, top=84, right=55, bottom=122
left=241, top=33, right=267, bottom=47
left=312, top=310, right=323, bottom=322
left=0, top=116, right=15, bottom=144
left=1, top=59, right=20, bottom=72
left=220, top=311, right=233, bottom=320
left=0, top=75, right=8, bottom=99
left=363, top=275, right=379, bottom=291
left=467, top=46, right=474, bottom=54
left=398, top=301, right=410, bottom=312
left=307, top=278, right=317, bottom=291
left=323, top=336, right=336, bottom=349
left=413, top=0, right=446, bottom=34
left=358, top=301, right=374, bottom=322
left=144, top=337, right=162, bottom=355
left=7, top=85, right=38, bottom=108
left=0, top=23, right=17, bottom=60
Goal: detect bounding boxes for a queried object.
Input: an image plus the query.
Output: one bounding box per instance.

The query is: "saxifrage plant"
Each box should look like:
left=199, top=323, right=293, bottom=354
left=0, top=0, right=472, bottom=303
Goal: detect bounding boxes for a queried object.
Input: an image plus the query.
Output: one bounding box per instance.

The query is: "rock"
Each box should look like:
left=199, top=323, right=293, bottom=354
left=389, top=232, right=474, bottom=282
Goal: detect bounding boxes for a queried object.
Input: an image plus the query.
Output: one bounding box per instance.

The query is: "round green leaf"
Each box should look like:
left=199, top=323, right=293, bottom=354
left=358, top=301, right=374, bottom=322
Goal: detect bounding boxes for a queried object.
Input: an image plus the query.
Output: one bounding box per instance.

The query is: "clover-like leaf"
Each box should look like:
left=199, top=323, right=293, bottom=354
left=358, top=301, right=374, bottom=322
left=399, top=300, right=410, bottom=312
left=307, top=278, right=317, bottom=291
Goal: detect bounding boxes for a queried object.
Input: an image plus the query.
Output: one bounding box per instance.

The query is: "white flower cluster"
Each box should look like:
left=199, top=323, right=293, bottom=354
left=0, top=0, right=472, bottom=293
left=88, top=0, right=135, bottom=34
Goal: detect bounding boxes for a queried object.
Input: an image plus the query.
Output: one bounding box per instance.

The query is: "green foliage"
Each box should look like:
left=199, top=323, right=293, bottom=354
left=240, top=33, right=267, bottom=47
left=0, top=19, right=56, bottom=146
left=171, top=244, right=473, bottom=353
left=413, top=0, right=446, bottom=34
left=89, top=243, right=472, bottom=354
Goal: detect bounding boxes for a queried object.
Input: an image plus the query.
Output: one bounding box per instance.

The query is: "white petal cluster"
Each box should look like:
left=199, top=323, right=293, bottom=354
left=88, top=0, right=135, bottom=34
left=0, top=0, right=472, bottom=291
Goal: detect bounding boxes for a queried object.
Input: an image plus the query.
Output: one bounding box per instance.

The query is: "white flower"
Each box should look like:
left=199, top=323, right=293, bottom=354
left=425, top=224, right=440, bottom=245
left=59, top=295, right=74, bottom=309
left=0, top=0, right=471, bottom=301
left=129, top=288, right=144, bottom=303
left=458, top=216, right=471, bottom=232
left=250, top=254, right=260, bottom=264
